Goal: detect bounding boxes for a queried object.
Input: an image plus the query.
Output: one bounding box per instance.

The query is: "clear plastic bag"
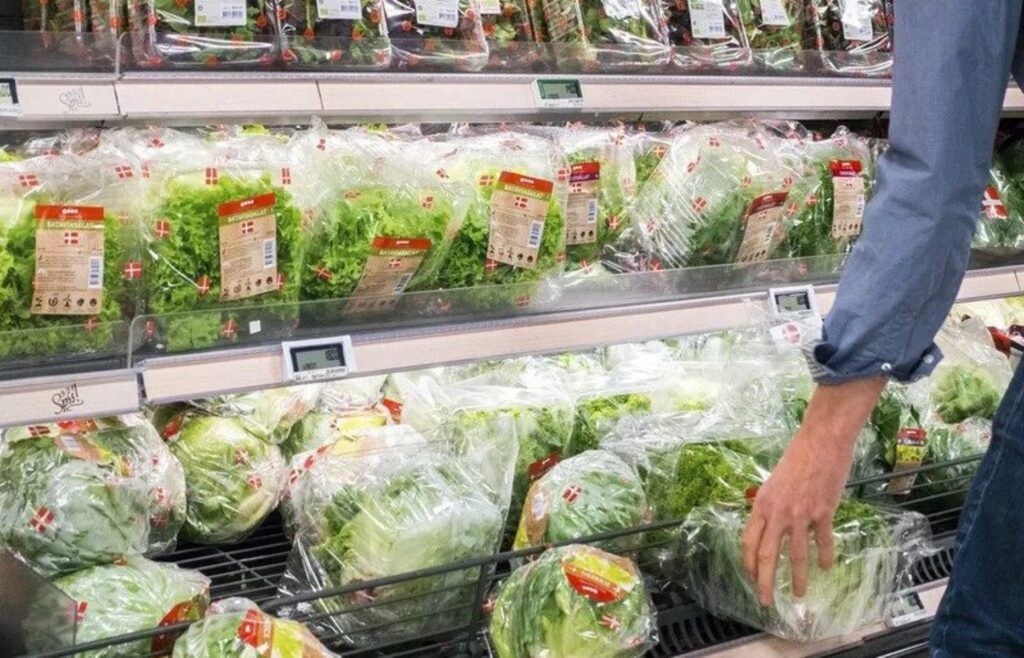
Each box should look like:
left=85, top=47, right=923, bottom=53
left=383, top=0, right=489, bottom=70
left=0, top=429, right=151, bottom=577
left=27, top=557, right=210, bottom=658
left=629, top=126, right=673, bottom=197
left=173, top=597, right=338, bottom=658
left=126, top=0, right=278, bottom=68
left=804, top=0, right=892, bottom=76
left=142, top=135, right=304, bottom=352
left=431, top=130, right=569, bottom=304
left=489, top=545, right=658, bottom=658
left=21, top=0, right=91, bottom=56
left=973, top=155, right=1024, bottom=253
left=155, top=404, right=286, bottom=544
left=193, top=384, right=322, bottom=445
left=739, top=0, right=803, bottom=72
left=279, top=440, right=508, bottom=646
left=281, top=402, right=391, bottom=458
left=668, top=0, right=751, bottom=71
left=680, top=501, right=932, bottom=641
left=513, top=449, right=651, bottom=553
left=0, top=155, right=139, bottom=361
left=627, top=122, right=791, bottom=269
left=276, top=0, right=392, bottom=69
left=541, top=0, right=670, bottom=70
left=480, top=0, right=538, bottom=69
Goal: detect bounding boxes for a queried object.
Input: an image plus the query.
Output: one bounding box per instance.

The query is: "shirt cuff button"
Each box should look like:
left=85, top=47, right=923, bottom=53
left=881, top=362, right=893, bottom=373
left=923, top=355, right=935, bottom=365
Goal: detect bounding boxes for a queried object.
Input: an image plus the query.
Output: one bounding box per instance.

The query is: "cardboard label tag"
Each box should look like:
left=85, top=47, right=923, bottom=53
left=690, top=0, right=727, bottom=38
left=487, top=171, right=553, bottom=270
left=760, top=0, right=790, bottom=26
left=32, top=205, right=106, bottom=317
left=345, top=237, right=431, bottom=314
left=566, top=162, right=600, bottom=246
left=887, top=428, right=927, bottom=495
left=217, top=193, right=279, bottom=302
left=830, top=160, right=866, bottom=239
left=737, top=192, right=788, bottom=263
left=841, top=0, right=874, bottom=41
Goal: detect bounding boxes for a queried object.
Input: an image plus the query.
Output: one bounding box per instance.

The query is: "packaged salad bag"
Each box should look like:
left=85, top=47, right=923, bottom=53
left=738, top=0, right=803, bottom=71
left=541, top=0, right=670, bottom=70
left=479, top=0, right=537, bottom=69
left=275, top=0, right=391, bottom=69
left=973, top=155, right=1024, bottom=255
left=804, top=0, right=892, bottom=76
left=383, top=0, right=489, bottom=70
left=667, top=0, right=751, bottom=71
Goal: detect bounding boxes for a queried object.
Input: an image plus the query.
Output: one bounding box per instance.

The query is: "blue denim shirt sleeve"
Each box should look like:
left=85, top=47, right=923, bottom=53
left=807, top=1, right=1023, bottom=386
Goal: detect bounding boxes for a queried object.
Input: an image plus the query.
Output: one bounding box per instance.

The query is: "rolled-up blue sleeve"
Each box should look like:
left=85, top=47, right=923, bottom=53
left=809, top=0, right=1024, bottom=386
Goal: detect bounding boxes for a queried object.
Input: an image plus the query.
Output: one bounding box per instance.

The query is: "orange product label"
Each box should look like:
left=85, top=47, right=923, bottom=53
left=32, top=205, right=106, bottom=317
left=217, top=193, right=279, bottom=302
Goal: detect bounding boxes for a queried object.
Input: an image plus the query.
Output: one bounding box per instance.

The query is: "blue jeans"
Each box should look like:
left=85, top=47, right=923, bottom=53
left=931, top=360, right=1024, bottom=655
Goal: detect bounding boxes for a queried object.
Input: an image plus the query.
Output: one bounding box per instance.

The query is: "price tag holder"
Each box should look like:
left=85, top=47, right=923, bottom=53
left=534, top=79, right=585, bottom=110
left=768, top=284, right=821, bottom=319
left=0, top=78, right=21, bottom=117
left=886, top=591, right=930, bottom=628
left=282, top=336, right=357, bottom=383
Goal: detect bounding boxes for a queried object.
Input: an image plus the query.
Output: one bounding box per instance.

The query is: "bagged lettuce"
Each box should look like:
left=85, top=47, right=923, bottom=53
left=281, top=403, right=390, bottom=458
left=173, top=598, right=337, bottom=658
left=541, top=0, right=670, bottom=70
left=973, top=156, right=1024, bottom=253
left=667, top=0, right=750, bottom=70
left=739, top=0, right=803, bottom=71
left=383, top=0, right=489, bottom=70
left=804, top=0, right=892, bottom=76
left=192, top=384, right=322, bottom=445
left=279, top=438, right=509, bottom=646
left=276, top=0, right=391, bottom=69
left=0, top=430, right=150, bottom=576
left=681, top=500, right=931, bottom=641
left=156, top=405, right=286, bottom=544
left=490, top=545, right=657, bottom=658
left=514, top=449, right=651, bottom=553
left=27, top=558, right=210, bottom=658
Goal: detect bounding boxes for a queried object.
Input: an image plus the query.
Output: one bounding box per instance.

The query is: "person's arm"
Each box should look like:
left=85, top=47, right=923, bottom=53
left=742, top=0, right=1024, bottom=606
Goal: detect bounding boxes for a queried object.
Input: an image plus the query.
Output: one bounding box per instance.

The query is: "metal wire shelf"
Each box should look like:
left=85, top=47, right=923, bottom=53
left=18, top=451, right=982, bottom=658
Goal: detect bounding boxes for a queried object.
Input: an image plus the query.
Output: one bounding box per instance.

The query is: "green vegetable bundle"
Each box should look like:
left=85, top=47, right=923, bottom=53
left=480, top=0, right=537, bottom=69
left=973, top=156, right=1024, bottom=253
left=514, top=449, right=651, bottom=554
left=126, top=0, right=277, bottom=68
left=157, top=405, right=286, bottom=544
left=280, top=445, right=505, bottom=646
left=571, top=392, right=653, bottom=455
left=738, top=0, right=802, bottom=71
left=282, top=404, right=390, bottom=459
left=0, top=431, right=150, bottom=576
left=434, top=131, right=568, bottom=308
left=277, top=0, right=391, bottom=69
left=490, top=544, right=657, bottom=658
left=194, top=384, right=322, bottom=445
left=629, top=128, right=672, bottom=197
left=804, top=0, right=892, bottom=76
left=172, top=598, right=337, bottom=658
left=667, top=0, right=750, bottom=70
left=541, top=0, right=670, bottom=70
left=144, top=144, right=303, bottom=352
left=0, top=157, right=136, bottom=361
left=27, top=558, right=210, bottom=658
left=680, top=500, right=930, bottom=641
left=383, top=0, right=489, bottom=70
left=929, top=364, right=1003, bottom=424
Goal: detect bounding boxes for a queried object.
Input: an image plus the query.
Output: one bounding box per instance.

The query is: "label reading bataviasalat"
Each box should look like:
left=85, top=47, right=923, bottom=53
left=840, top=0, right=874, bottom=41
left=416, top=0, right=459, bottom=28
left=32, top=205, right=106, bottom=317
left=217, top=193, right=279, bottom=302
left=887, top=428, right=927, bottom=495
left=488, top=171, right=554, bottom=270
left=344, top=236, right=431, bottom=313
left=317, top=0, right=362, bottom=20
left=689, top=0, right=727, bottom=39
left=737, top=192, right=788, bottom=263
left=830, top=160, right=866, bottom=239
left=759, top=0, right=790, bottom=26
left=566, top=162, right=600, bottom=246
left=194, top=0, right=247, bottom=26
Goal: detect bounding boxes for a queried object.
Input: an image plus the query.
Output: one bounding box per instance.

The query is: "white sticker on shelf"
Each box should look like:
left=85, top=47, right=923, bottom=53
left=689, top=0, right=726, bottom=39
left=194, top=0, right=247, bottom=27
left=416, top=0, right=459, bottom=28
left=480, top=0, right=501, bottom=15
left=840, top=0, right=874, bottom=41
left=0, top=79, right=21, bottom=117
left=759, top=0, right=790, bottom=26
left=317, top=0, right=362, bottom=20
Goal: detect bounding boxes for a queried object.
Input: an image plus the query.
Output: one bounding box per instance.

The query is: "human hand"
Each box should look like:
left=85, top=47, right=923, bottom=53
left=741, top=377, right=886, bottom=606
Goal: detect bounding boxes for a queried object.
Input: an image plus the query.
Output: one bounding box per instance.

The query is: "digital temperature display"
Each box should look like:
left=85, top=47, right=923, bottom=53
left=281, top=336, right=356, bottom=383
left=291, top=345, right=345, bottom=373
left=535, top=79, right=585, bottom=109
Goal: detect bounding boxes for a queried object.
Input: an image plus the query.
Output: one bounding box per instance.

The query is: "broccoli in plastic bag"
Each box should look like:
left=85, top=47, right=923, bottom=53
left=514, top=449, right=651, bottom=553
left=541, top=0, right=670, bottom=70
left=667, top=0, right=751, bottom=71
left=156, top=405, right=286, bottom=544
left=277, top=0, right=392, bottom=69
left=680, top=500, right=931, bottom=641
left=27, top=558, right=210, bottom=658
left=489, top=544, right=658, bottom=658
left=172, top=597, right=337, bottom=658
left=804, top=0, right=892, bottom=76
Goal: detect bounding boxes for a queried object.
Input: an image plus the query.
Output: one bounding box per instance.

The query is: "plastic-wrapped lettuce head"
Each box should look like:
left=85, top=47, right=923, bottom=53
left=27, top=557, right=210, bottom=658
left=490, top=545, right=657, bottom=658
left=0, top=433, right=149, bottom=577
left=159, top=407, right=286, bottom=544
left=279, top=442, right=506, bottom=647
left=172, top=598, right=337, bottom=658
left=193, top=384, right=322, bottom=444
left=680, top=500, right=931, bottom=642
left=514, top=450, right=650, bottom=554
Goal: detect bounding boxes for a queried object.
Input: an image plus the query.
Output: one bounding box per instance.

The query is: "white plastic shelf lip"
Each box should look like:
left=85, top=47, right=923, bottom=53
left=10, top=79, right=120, bottom=120
left=116, top=79, right=322, bottom=118
left=687, top=581, right=946, bottom=658
left=0, top=369, right=140, bottom=427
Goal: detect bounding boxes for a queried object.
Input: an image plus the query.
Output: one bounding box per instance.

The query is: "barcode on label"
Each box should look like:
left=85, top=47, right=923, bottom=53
left=416, top=0, right=459, bottom=27
left=263, top=238, right=276, bottom=268
left=393, top=272, right=414, bottom=294
left=528, top=221, right=544, bottom=248
left=88, top=256, right=103, bottom=289
left=222, top=7, right=243, bottom=18
left=586, top=199, right=598, bottom=224
left=318, top=0, right=362, bottom=20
